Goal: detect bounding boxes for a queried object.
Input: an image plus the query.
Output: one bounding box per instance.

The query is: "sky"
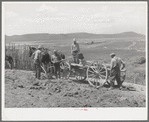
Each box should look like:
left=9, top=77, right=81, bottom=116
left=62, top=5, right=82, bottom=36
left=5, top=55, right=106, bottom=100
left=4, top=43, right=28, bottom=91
left=3, top=2, right=147, bottom=36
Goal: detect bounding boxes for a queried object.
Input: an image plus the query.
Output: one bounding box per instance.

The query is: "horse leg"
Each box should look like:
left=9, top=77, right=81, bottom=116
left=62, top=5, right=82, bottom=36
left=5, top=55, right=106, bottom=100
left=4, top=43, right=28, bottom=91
left=10, top=60, right=13, bottom=70
left=46, top=62, right=50, bottom=78
left=7, top=60, right=12, bottom=70
left=48, top=62, right=53, bottom=79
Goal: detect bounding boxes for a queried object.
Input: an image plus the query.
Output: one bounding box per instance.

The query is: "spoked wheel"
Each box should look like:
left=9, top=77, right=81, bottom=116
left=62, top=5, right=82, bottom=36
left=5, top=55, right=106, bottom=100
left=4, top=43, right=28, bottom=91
left=60, top=60, right=71, bottom=79
left=87, top=63, right=108, bottom=88
left=75, top=68, right=87, bottom=81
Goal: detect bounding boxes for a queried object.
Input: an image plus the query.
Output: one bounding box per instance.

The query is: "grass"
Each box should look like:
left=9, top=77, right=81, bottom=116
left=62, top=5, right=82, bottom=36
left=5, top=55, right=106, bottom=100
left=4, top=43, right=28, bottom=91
left=5, top=37, right=146, bottom=85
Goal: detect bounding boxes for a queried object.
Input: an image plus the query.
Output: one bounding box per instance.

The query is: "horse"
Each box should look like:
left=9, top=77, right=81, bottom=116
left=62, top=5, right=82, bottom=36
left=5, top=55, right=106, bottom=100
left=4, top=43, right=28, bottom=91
left=56, top=50, right=65, bottom=66
left=29, top=46, right=53, bottom=78
left=5, top=55, right=13, bottom=70
left=57, top=51, right=73, bottom=79
left=57, top=50, right=65, bottom=60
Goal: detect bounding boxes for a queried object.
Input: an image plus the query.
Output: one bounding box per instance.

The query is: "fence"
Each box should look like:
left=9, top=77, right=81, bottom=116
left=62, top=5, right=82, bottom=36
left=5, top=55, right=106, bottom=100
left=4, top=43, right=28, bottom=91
left=5, top=43, right=35, bottom=71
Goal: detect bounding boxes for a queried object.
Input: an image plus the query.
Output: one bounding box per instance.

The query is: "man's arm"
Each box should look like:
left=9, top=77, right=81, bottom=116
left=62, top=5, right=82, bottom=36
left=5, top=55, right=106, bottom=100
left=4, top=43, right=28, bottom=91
left=110, top=59, right=115, bottom=71
left=38, top=52, right=42, bottom=63
left=71, top=44, right=73, bottom=54
left=120, top=59, right=125, bottom=69
left=31, top=52, right=35, bottom=59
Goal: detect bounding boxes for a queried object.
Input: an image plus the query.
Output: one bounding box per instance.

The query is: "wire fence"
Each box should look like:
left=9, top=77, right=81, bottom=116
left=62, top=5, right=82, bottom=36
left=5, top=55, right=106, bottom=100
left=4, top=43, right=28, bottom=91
left=5, top=43, right=35, bottom=70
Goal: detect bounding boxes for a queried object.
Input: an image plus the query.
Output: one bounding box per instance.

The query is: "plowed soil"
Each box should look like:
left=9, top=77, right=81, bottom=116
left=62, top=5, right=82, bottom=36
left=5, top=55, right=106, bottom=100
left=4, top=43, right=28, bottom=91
left=5, top=69, right=146, bottom=108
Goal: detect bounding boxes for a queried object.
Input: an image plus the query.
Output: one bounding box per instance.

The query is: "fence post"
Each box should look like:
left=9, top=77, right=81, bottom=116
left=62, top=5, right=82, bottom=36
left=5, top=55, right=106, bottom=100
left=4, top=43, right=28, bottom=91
left=11, top=43, right=13, bottom=57
left=13, top=43, right=15, bottom=68
left=25, top=45, right=27, bottom=70
left=8, top=43, right=10, bottom=56
left=24, top=44, right=26, bottom=70
left=5, top=43, right=40, bottom=71
left=20, top=45, right=22, bottom=70
left=18, top=44, right=20, bottom=69
left=21, top=45, right=24, bottom=69
left=27, top=45, right=29, bottom=70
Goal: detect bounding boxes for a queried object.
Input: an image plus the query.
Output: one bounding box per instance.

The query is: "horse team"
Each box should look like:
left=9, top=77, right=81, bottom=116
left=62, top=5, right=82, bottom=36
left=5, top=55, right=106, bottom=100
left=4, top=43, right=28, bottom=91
left=29, top=45, right=66, bottom=79
left=5, top=38, right=81, bottom=80
left=5, top=45, right=66, bottom=79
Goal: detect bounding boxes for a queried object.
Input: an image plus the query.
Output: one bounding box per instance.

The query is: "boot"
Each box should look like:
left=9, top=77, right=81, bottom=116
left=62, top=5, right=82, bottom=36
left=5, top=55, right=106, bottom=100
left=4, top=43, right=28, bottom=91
left=118, top=81, right=122, bottom=90
left=108, top=82, right=115, bottom=90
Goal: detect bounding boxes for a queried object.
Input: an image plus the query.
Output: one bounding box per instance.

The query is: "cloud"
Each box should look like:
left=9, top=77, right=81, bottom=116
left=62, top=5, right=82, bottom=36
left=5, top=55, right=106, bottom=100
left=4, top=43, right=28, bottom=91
left=25, top=16, right=68, bottom=24
left=94, top=18, right=115, bottom=24
left=5, top=11, right=18, bottom=18
left=26, top=17, right=48, bottom=23
left=100, top=6, right=108, bottom=11
left=37, top=4, right=58, bottom=12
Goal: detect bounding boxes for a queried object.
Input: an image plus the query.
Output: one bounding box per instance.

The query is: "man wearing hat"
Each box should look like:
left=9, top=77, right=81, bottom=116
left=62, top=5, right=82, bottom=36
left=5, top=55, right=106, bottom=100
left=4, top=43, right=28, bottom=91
left=41, top=47, right=51, bottom=77
left=71, top=38, right=80, bottom=63
left=109, top=53, right=125, bottom=90
left=77, top=52, right=86, bottom=66
left=51, top=50, right=61, bottom=79
left=32, top=45, right=42, bottom=79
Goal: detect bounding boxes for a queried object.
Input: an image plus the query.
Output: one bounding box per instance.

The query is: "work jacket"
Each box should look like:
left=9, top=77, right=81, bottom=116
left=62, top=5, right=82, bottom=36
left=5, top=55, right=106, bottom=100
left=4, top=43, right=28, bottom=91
left=32, top=50, right=42, bottom=64
left=51, top=54, right=61, bottom=63
left=71, top=43, right=80, bottom=54
left=110, top=56, right=125, bottom=71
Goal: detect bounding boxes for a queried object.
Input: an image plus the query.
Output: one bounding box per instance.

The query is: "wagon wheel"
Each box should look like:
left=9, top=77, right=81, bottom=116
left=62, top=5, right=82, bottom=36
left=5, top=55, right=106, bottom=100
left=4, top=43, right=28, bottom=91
left=87, top=63, right=108, bottom=88
left=60, top=60, right=71, bottom=79
left=75, top=68, right=87, bottom=81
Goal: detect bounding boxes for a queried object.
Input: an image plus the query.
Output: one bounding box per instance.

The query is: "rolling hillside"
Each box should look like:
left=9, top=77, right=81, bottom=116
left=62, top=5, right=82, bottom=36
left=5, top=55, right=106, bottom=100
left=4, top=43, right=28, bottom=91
left=5, top=32, right=145, bottom=42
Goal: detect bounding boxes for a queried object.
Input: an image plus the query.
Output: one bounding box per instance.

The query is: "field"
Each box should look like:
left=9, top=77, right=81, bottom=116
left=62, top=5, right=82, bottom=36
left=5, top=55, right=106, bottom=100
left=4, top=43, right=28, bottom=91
left=5, top=36, right=146, bottom=107
left=5, top=69, right=146, bottom=107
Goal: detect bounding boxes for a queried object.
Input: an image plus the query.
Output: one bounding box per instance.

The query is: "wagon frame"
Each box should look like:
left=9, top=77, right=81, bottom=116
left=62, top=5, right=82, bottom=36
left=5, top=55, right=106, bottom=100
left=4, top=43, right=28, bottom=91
left=61, top=59, right=126, bottom=88
left=41, top=57, right=126, bottom=88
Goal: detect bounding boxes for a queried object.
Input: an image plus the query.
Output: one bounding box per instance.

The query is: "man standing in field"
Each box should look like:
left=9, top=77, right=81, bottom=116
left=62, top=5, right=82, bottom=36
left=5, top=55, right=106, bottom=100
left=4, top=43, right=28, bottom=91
left=41, top=48, right=51, bottom=78
left=32, top=45, right=42, bottom=79
left=51, top=50, right=61, bottom=79
left=71, top=38, right=80, bottom=63
left=109, top=53, right=125, bottom=90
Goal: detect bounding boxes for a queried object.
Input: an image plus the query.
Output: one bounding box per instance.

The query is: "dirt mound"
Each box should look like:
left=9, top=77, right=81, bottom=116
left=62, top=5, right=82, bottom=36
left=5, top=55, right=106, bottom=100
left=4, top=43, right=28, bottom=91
left=5, top=69, right=146, bottom=107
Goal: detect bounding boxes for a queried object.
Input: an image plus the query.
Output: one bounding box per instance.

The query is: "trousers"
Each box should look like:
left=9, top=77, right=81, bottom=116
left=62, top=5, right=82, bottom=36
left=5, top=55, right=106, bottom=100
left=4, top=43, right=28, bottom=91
left=72, top=52, right=79, bottom=63
left=54, top=62, right=60, bottom=78
left=110, top=65, right=121, bottom=87
left=34, top=60, right=41, bottom=79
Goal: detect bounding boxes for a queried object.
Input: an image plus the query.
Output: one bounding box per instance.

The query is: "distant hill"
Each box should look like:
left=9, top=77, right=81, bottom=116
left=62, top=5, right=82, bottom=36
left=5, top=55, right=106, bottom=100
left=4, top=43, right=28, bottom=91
left=5, top=31, right=145, bottom=42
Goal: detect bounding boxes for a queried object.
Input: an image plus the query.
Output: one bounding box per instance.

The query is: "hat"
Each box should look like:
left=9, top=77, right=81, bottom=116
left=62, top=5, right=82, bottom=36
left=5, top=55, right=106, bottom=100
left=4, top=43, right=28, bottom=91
left=110, top=53, right=116, bottom=57
left=38, top=45, right=42, bottom=49
left=73, top=38, right=76, bottom=42
left=53, top=50, right=57, bottom=53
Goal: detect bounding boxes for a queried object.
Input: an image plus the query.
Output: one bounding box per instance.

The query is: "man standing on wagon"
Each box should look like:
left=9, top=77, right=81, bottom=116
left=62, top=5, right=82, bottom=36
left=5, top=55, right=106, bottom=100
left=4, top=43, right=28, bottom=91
left=71, top=38, right=80, bottom=63
left=32, top=45, right=42, bottom=80
left=109, top=53, right=125, bottom=90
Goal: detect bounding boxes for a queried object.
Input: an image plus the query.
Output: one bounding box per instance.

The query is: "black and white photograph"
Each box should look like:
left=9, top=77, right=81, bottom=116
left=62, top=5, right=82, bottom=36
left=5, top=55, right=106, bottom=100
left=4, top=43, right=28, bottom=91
left=2, top=1, right=147, bottom=120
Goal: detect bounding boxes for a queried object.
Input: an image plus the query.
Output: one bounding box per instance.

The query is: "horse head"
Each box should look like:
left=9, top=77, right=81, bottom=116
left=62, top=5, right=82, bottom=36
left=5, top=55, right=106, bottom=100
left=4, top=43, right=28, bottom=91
left=57, top=50, right=65, bottom=59
left=29, top=46, right=36, bottom=57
